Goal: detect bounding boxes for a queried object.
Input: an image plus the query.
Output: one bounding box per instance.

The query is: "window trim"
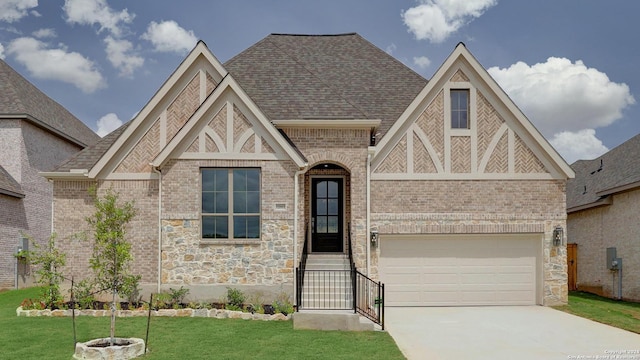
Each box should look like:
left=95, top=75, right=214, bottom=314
left=444, top=82, right=475, bottom=136
left=450, top=89, right=470, bottom=129
left=201, top=167, right=261, bottom=243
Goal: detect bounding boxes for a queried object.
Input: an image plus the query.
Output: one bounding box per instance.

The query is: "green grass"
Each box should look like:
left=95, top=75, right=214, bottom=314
left=0, top=287, right=405, bottom=360
left=553, top=291, right=640, bottom=334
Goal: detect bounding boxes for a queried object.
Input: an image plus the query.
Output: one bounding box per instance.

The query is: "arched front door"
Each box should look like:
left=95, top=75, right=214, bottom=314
left=311, top=178, right=343, bottom=252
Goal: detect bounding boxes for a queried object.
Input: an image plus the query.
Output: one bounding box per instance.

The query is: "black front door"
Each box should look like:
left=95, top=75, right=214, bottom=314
left=311, top=178, right=343, bottom=252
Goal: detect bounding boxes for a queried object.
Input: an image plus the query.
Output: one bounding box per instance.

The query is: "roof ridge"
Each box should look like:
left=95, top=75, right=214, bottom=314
left=265, top=34, right=371, bottom=119
left=269, top=33, right=357, bottom=37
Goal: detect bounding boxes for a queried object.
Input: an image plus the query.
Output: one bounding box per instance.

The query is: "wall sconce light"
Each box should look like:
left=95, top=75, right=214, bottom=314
left=552, top=226, right=563, bottom=247
left=370, top=230, right=379, bottom=246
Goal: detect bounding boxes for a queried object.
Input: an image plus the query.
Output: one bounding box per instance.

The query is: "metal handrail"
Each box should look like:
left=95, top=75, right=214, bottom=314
left=296, top=223, right=309, bottom=311
left=354, top=269, right=385, bottom=329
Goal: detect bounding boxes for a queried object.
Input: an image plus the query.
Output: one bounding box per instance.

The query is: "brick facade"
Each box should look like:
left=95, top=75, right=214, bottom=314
left=567, top=188, right=640, bottom=301
left=1, top=120, right=83, bottom=289
left=53, top=180, right=159, bottom=287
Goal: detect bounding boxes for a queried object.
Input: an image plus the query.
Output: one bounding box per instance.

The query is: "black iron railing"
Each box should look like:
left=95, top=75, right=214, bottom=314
left=295, top=222, right=384, bottom=329
left=296, top=223, right=309, bottom=310
left=354, top=269, right=385, bottom=329
left=297, top=269, right=353, bottom=310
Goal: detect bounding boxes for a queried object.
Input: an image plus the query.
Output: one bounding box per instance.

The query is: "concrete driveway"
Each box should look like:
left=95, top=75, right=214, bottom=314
left=385, top=306, right=640, bottom=360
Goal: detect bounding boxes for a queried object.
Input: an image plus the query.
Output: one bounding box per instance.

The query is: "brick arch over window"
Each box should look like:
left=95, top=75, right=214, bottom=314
left=306, top=151, right=356, bottom=174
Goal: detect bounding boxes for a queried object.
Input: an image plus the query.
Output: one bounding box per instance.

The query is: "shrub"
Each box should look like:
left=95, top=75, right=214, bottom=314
left=169, top=286, right=189, bottom=306
left=225, top=287, right=245, bottom=311
left=273, top=291, right=294, bottom=316
left=72, top=279, right=96, bottom=309
left=22, top=234, right=66, bottom=309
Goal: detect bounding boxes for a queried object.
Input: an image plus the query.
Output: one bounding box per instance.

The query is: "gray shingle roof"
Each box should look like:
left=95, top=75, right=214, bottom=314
left=225, top=33, right=428, bottom=138
left=567, top=132, right=640, bottom=211
left=0, top=165, right=24, bottom=198
left=0, top=59, right=99, bottom=147
left=54, top=121, right=130, bottom=172
left=54, top=33, right=428, bottom=173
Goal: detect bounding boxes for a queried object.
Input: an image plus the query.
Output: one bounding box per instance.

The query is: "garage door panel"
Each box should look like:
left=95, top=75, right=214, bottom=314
left=379, top=235, right=540, bottom=306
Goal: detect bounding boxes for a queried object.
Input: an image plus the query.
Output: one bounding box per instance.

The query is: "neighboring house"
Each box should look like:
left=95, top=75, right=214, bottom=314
left=0, top=59, right=100, bottom=290
left=43, top=33, right=573, bottom=307
left=567, top=133, right=640, bottom=301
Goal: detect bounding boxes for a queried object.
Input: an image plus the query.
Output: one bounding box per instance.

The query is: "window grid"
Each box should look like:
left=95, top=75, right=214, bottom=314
left=451, top=89, right=470, bottom=129
left=202, top=168, right=260, bottom=240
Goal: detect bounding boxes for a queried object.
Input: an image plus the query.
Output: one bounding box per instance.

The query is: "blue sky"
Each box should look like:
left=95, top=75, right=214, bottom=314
left=1, top=0, right=638, bottom=164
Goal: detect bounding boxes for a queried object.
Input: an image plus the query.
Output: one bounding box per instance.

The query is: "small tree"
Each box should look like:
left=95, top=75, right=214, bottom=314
left=85, top=187, right=137, bottom=346
left=23, top=234, right=66, bottom=309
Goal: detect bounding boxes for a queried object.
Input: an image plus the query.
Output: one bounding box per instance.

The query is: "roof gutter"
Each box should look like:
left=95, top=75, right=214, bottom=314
left=0, top=114, right=93, bottom=148
left=272, top=119, right=381, bottom=129
left=567, top=196, right=612, bottom=214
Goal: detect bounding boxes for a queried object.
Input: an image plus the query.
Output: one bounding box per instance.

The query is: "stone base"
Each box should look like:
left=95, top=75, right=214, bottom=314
left=73, top=338, right=145, bottom=360
left=293, top=311, right=376, bottom=331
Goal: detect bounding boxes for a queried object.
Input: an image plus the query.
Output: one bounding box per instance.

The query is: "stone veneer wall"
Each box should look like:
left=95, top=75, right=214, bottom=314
left=53, top=179, right=159, bottom=289
left=282, top=128, right=370, bottom=270
left=158, top=158, right=298, bottom=300
left=567, top=188, right=640, bottom=301
left=370, top=179, right=568, bottom=305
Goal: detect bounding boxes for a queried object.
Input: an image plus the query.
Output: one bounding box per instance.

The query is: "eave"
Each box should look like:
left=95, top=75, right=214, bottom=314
left=272, top=119, right=381, bottom=129
left=0, top=113, right=90, bottom=148
left=567, top=196, right=612, bottom=214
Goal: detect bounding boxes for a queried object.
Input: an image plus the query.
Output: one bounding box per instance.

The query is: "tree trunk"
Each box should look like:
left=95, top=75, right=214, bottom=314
left=110, top=287, right=116, bottom=346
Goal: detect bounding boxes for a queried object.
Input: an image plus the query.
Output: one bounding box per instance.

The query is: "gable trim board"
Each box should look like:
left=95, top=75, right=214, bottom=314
left=87, top=41, right=228, bottom=179
left=372, top=43, right=574, bottom=180
left=151, top=75, right=307, bottom=168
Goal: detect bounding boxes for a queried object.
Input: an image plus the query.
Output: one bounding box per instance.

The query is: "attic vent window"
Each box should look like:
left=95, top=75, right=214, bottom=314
left=450, top=89, right=470, bottom=129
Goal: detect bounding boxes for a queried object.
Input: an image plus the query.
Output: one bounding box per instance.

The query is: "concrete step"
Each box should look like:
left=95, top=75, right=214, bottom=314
left=293, top=311, right=375, bottom=331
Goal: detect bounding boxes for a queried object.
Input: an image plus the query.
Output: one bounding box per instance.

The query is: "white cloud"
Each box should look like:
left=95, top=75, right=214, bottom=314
left=96, top=113, right=123, bottom=137
left=488, top=57, right=635, bottom=136
left=402, top=0, right=497, bottom=43
left=549, top=129, right=609, bottom=164
left=385, top=43, right=397, bottom=55
left=0, top=43, right=4, bottom=59
left=104, top=36, right=144, bottom=77
left=413, top=56, right=431, bottom=69
left=30, top=10, right=41, bottom=17
left=32, top=28, right=56, bottom=39
left=63, top=0, right=134, bottom=37
left=7, top=37, right=105, bottom=93
left=0, top=0, right=38, bottom=23
left=142, top=20, right=197, bottom=54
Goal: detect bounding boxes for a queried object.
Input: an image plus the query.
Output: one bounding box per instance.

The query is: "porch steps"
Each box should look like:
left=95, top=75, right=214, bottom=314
left=301, top=254, right=353, bottom=309
left=293, top=310, right=377, bottom=331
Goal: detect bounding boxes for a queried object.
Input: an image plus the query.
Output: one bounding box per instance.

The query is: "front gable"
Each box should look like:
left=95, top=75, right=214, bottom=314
left=88, top=42, right=225, bottom=179
left=88, top=41, right=304, bottom=179
left=372, top=44, right=573, bottom=180
left=151, top=79, right=303, bottom=167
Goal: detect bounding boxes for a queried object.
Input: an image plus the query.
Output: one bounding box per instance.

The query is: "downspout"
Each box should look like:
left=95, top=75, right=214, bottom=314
left=151, top=165, right=162, bottom=293
left=293, top=166, right=307, bottom=304
left=366, top=152, right=372, bottom=277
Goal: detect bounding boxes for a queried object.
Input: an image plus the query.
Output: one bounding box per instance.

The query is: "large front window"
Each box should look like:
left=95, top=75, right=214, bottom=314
left=201, top=168, right=260, bottom=239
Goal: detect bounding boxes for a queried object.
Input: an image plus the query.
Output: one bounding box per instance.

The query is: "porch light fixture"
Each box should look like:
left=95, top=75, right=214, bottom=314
left=552, top=226, right=563, bottom=247
left=370, top=230, right=379, bottom=246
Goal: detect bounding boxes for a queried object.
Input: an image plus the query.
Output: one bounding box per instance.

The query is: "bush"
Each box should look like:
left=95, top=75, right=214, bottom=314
left=72, top=279, right=96, bottom=309
left=225, top=287, right=245, bottom=311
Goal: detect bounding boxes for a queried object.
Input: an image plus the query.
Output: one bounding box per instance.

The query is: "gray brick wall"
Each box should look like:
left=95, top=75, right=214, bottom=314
left=568, top=188, right=640, bottom=301
left=0, top=120, right=83, bottom=289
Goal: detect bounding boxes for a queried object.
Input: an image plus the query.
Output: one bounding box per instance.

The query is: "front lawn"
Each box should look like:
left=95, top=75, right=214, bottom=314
left=0, top=287, right=405, bottom=360
left=553, top=291, right=640, bottom=334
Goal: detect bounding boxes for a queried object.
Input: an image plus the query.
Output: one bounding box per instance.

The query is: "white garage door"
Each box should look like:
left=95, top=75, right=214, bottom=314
left=379, top=234, right=541, bottom=306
